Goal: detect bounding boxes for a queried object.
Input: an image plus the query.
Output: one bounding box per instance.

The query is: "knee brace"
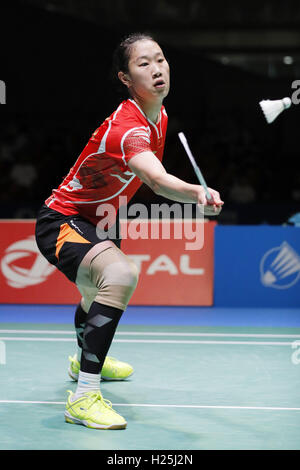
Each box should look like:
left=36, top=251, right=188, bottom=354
left=89, top=246, right=139, bottom=311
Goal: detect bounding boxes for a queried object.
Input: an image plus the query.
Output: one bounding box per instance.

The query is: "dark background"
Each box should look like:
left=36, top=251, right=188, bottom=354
left=1, top=0, right=300, bottom=224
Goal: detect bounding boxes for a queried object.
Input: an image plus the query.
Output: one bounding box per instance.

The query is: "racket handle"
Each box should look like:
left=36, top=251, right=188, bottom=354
left=178, top=132, right=212, bottom=200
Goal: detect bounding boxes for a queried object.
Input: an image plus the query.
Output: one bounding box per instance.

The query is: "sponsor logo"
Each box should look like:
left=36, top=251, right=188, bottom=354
left=1, top=236, right=56, bottom=288
left=260, top=241, right=300, bottom=289
left=128, top=254, right=204, bottom=275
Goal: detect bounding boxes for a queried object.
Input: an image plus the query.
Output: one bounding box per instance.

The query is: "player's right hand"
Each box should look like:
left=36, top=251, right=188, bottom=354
left=197, top=187, right=224, bottom=216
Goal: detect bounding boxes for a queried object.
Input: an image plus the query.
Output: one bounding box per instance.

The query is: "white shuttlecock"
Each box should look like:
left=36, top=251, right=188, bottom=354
left=259, top=97, right=291, bottom=124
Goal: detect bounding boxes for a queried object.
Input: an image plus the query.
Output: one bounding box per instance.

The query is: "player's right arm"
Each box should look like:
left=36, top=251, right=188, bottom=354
left=128, top=151, right=223, bottom=211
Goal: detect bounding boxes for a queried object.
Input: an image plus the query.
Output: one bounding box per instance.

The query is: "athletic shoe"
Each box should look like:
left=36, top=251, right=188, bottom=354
left=64, top=390, right=127, bottom=429
left=68, top=354, right=134, bottom=381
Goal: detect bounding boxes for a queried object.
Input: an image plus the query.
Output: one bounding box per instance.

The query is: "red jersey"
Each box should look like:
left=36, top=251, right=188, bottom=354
left=45, top=99, right=168, bottom=226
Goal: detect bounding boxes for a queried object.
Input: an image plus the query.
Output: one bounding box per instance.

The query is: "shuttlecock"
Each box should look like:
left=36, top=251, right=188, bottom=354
left=259, top=97, right=291, bottom=123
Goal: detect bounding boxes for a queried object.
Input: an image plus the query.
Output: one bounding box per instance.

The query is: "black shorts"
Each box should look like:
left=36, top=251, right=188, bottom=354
left=35, top=205, right=121, bottom=283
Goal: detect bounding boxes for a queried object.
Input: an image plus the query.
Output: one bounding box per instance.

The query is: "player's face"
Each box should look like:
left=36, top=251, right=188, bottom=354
left=125, top=40, right=170, bottom=101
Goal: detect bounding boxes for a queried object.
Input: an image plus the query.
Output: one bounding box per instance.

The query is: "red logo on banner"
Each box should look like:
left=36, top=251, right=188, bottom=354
left=0, top=221, right=79, bottom=304
left=0, top=220, right=215, bottom=306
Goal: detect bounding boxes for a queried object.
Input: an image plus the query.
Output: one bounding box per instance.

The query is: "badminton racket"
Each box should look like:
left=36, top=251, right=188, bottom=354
left=178, top=132, right=212, bottom=201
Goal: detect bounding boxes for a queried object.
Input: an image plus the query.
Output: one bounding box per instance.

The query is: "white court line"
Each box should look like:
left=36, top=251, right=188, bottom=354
left=115, top=339, right=294, bottom=346
left=0, top=337, right=75, bottom=342
left=0, top=400, right=299, bottom=411
left=0, top=336, right=294, bottom=345
left=119, top=332, right=300, bottom=338
left=1, top=329, right=300, bottom=338
left=0, top=330, right=75, bottom=335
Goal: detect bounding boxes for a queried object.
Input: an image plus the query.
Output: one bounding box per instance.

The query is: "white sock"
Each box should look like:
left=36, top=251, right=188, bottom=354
left=72, top=371, right=101, bottom=401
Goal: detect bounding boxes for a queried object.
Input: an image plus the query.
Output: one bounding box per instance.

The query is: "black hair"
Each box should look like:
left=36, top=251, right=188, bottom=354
left=111, top=32, right=156, bottom=98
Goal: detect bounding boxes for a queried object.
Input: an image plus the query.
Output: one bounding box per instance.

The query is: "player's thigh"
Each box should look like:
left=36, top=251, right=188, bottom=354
left=35, top=205, right=120, bottom=283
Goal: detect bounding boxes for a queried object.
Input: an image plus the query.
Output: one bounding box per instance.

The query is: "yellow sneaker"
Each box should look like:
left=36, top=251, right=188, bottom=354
left=68, top=354, right=134, bottom=381
left=64, top=390, right=127, bottom=429
left=101, top=356, right=134, bottom=381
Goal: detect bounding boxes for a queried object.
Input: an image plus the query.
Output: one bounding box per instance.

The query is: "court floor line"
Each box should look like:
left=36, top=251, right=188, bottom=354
left=0, top=400, right=300, bottom=411
left=1, top=329, right=300, bottom=339
left=0, top=337, right=296, bottom=345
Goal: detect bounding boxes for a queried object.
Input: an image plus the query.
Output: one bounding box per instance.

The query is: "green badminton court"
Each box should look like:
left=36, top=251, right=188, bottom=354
left=0, top=305, right=300, bottom=450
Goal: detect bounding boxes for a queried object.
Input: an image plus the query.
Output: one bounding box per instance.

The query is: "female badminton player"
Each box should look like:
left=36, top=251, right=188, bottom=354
left=35, top=32, right=224, bottom=430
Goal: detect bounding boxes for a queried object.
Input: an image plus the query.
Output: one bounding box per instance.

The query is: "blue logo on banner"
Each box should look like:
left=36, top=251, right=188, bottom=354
left=260, top=241, right=300, bottom=290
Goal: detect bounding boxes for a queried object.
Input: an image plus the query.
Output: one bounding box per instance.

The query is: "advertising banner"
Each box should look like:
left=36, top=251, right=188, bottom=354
left=214, top=225, right=300, bottom=307
left=0, top=220, right=215, bottom=306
